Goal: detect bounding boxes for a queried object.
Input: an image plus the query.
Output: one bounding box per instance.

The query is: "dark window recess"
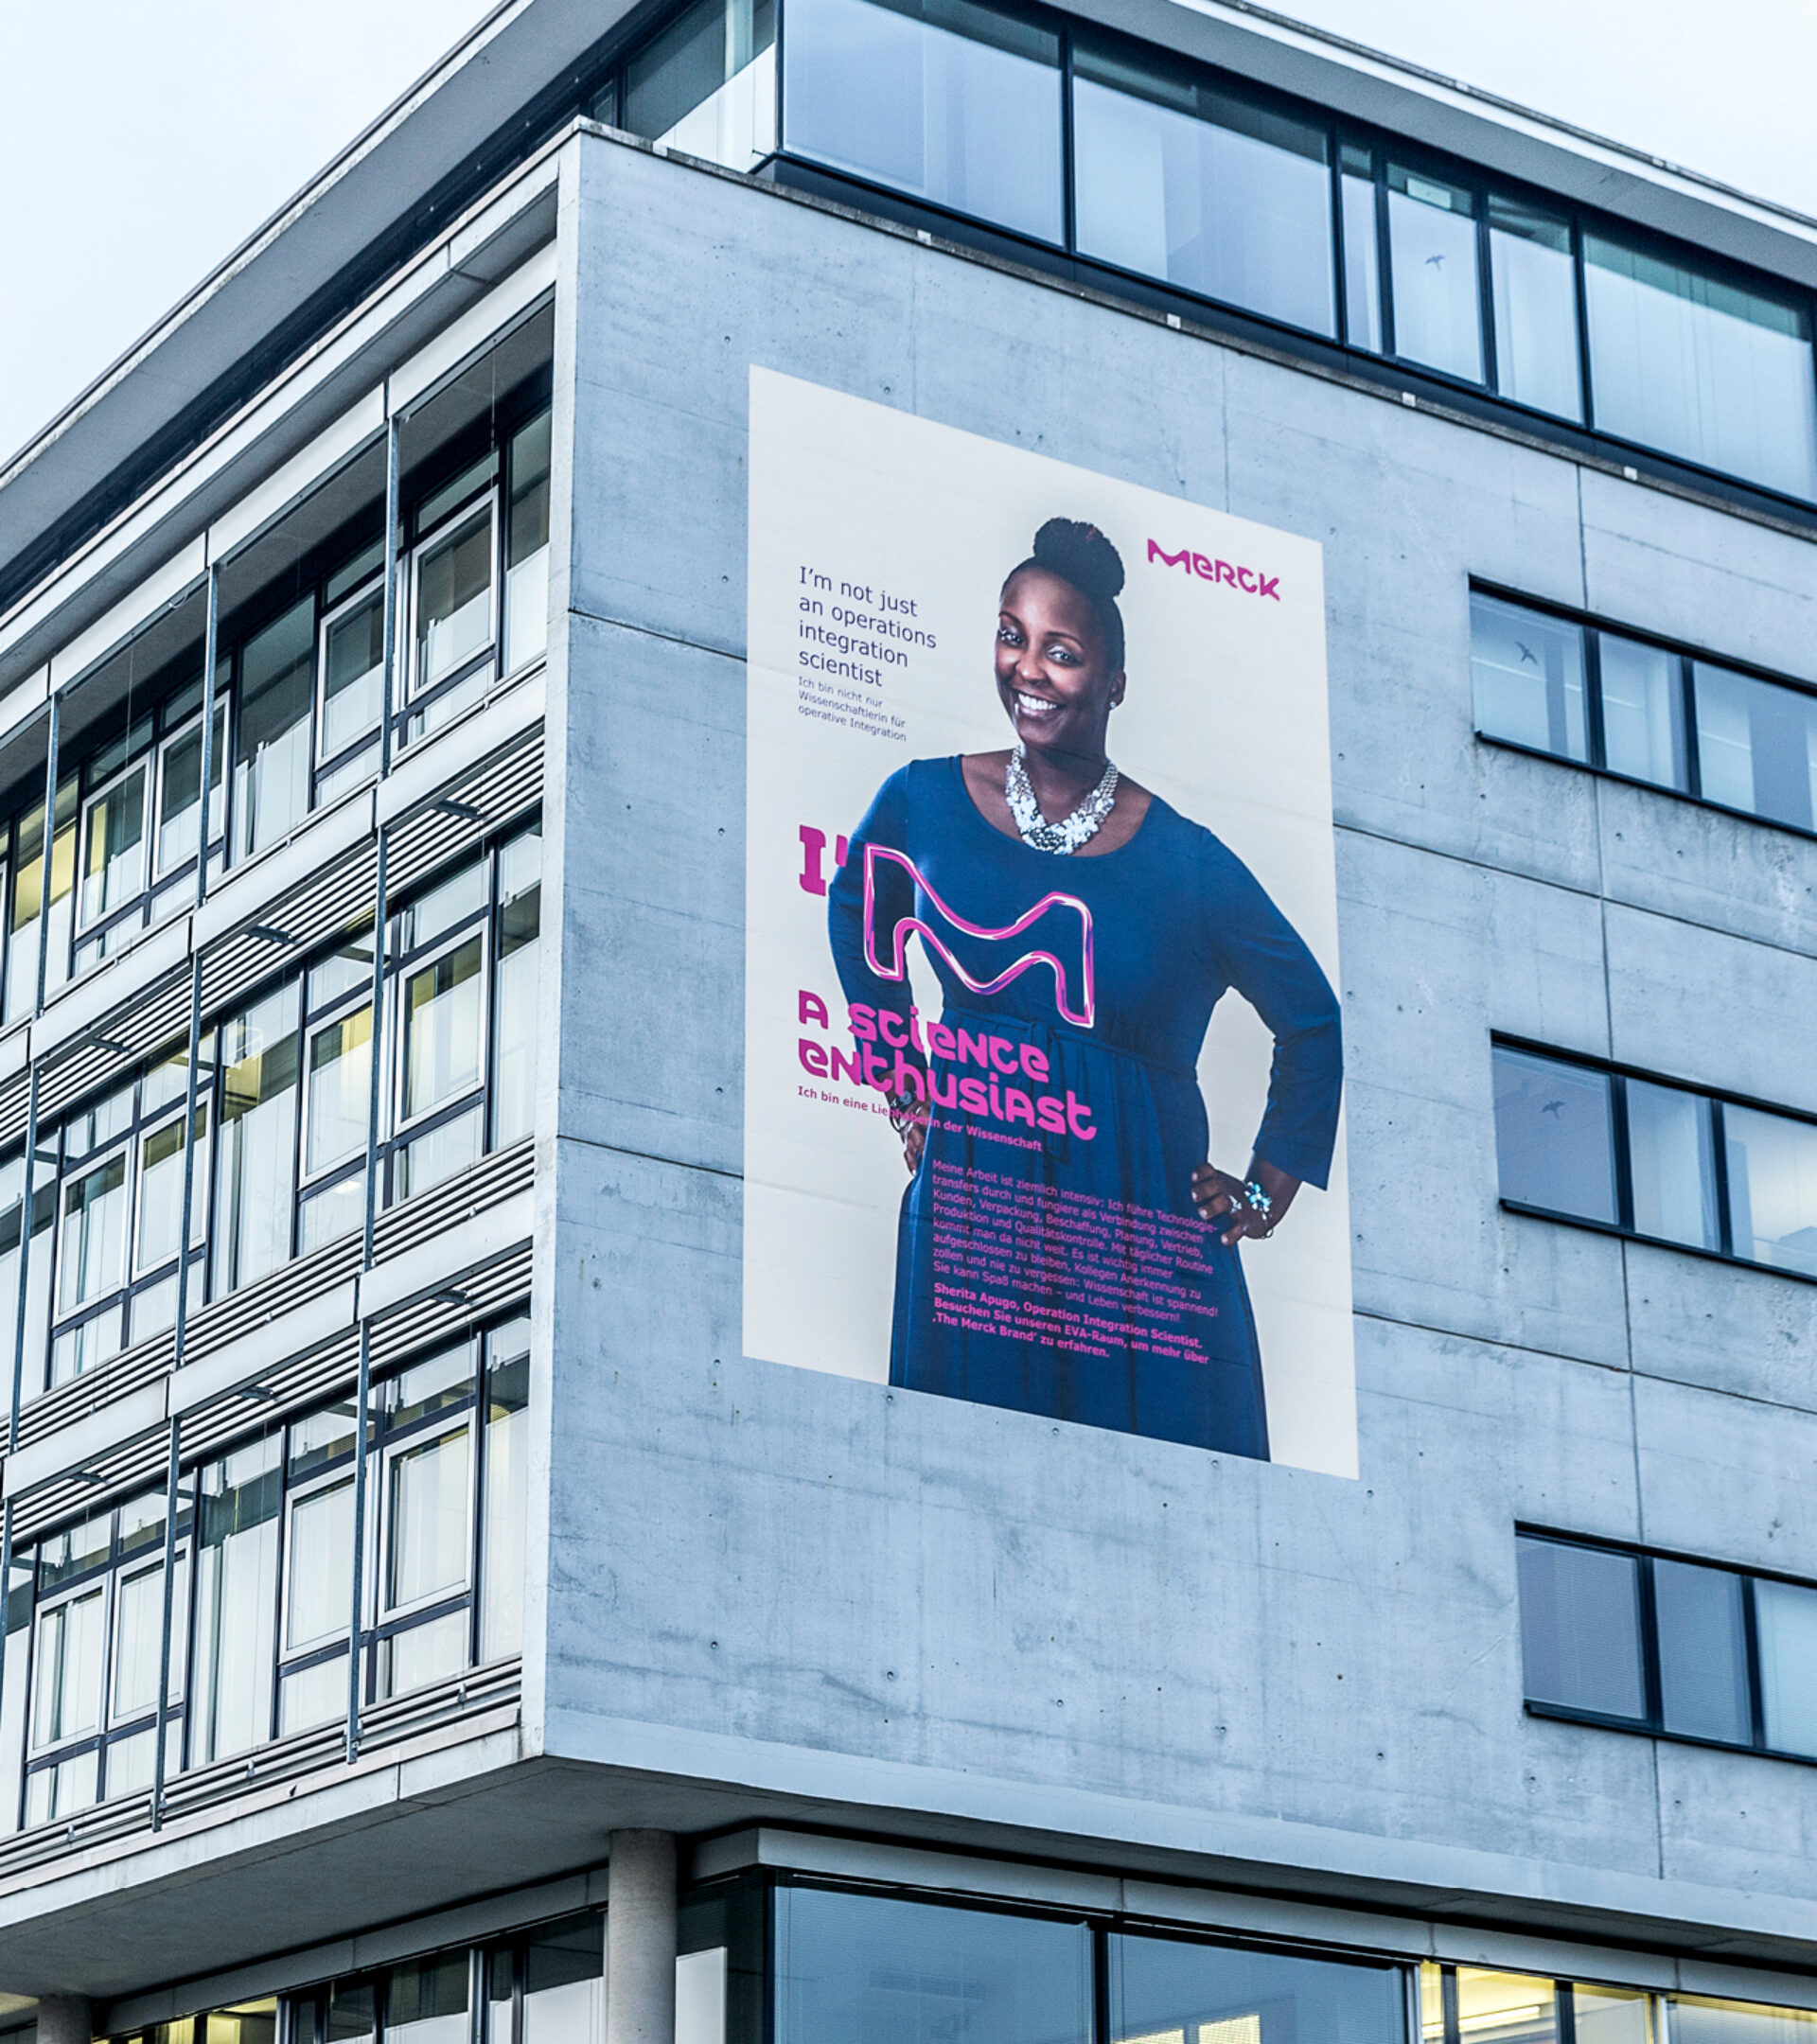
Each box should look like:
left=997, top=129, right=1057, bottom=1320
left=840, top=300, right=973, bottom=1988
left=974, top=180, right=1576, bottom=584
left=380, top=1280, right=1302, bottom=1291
left=1518, top=1530, right=1817, bottom=1762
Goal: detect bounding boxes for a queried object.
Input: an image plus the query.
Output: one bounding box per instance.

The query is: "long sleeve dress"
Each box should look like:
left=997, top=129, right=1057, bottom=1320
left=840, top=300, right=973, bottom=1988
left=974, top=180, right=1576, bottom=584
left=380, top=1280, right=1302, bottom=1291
left=828, top=756, right=1342, bottom=1459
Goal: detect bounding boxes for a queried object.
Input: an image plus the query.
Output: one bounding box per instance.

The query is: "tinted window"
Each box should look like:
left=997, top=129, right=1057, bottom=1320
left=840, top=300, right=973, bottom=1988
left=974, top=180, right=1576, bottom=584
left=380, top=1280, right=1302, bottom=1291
left=1072, top=45, right=1333, bottom=335
left=775, top=1887, right=1091, bottom=2044
left=1691, top=663, right=1817, bottom=832
left=1517, top=1536, right=1646, bottom=1719
left=1109, top=1931, right=1404, bottom=2044
left=1387, top=166, right=1482, bottom=381
left=1722, top=1104, right=1817, bottom=1278
left=1492, top=1048, right=1616, bottom=1225
left=1653, top=1559, right=1750, bottom=1745
left=1596, top=633, right=1686, bottom=790
left=785, top=0, right=1064, bottom=244
left=1488, top=198, right=1580, bottom=421
left=1624, top=1081, right=1718, bottom=1251
left=1469, top=594, right=1588, bottom=760
left=1753, top=1578, right=1817, bottom=1758
left=1583, top=236, right=1817, bottom=501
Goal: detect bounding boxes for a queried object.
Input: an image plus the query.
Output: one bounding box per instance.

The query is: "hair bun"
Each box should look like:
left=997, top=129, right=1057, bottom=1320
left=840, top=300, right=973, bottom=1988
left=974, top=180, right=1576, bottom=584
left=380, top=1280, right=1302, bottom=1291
left=1032, top=518, right=1124, bottom=604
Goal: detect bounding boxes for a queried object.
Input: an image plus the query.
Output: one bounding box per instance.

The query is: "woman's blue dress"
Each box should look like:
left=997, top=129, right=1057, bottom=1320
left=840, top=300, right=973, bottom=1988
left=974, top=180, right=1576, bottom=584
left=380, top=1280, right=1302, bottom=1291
left=828, top=756, right=1342, bottom=1459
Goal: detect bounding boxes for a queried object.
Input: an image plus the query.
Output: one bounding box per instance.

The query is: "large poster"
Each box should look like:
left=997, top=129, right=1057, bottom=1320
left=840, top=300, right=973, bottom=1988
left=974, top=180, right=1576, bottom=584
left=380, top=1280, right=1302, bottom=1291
left=745, top=369, right=1354, bottom=1478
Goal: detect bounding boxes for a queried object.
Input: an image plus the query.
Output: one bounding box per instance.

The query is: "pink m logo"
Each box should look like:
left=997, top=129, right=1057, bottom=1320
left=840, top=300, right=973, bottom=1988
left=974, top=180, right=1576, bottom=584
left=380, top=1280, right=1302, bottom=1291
left=861, top=844, right=1096, bottom=1029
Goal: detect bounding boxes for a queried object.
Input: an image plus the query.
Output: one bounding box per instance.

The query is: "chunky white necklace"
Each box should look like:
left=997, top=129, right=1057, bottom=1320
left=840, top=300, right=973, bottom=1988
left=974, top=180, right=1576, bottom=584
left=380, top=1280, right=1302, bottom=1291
left=1005, top=744, right=1120, bottom=855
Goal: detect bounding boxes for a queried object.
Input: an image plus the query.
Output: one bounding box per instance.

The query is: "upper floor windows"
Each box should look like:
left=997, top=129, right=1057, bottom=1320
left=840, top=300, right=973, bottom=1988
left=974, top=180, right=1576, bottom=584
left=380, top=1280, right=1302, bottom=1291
left=1471, top=590, right=1817, bottom=837
left=1492, top=1042, right=1817, bottom=1279
left=1519, top=1530, right=1817, bottom=1763
left=597, top=0, right=1817, bottom=504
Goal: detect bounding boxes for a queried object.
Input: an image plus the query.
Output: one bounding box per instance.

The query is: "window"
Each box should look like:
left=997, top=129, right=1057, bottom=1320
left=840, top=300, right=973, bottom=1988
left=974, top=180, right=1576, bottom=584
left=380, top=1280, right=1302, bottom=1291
left=775, top=1886, right=1092, bottom=2044
left=18, top=1489, right=188, bottom=1824
left=215, top=984, right=302, bottom=1296
left=1470, top=590, right=1817, bottom=835
left=1338, top=145, right=1382, bottom=352
left=784, top=0, right=1065, bottom=245
left=1071, top=44, right=1333, bottom=335
left=1109, top=1929, right=1404, bottom=2044
left=480, top=1316, right=532, bottom=1662
left=1491, top=1043, right=1817, bottom=1278
left=1517, top=1529, right=1817, bottom=1762
left=614, top=0, right=777, bottom=173
left=1487, top=199, right=1581, bottom=422
left=1385, top=166, right=1483, bottom=383
left=1583, top=235, right=1817, bottom=502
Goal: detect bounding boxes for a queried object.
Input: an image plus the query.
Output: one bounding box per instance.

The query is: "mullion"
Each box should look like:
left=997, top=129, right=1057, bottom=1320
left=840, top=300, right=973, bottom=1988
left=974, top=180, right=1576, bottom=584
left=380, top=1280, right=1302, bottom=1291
left=1678, top=655, right=1702, bottom=800
left=1708, top=1099, right=1735, bottom=1258
left=1635, top=1553, right=1664, bottom=1733
left=1475, top=188, right=1498, bottom=396
left=1741, top=1573, right=1767, bottom=1752
left=1583, top=628, right=1608, bottom=770
left=1373, top=151, right=1395, bottom=361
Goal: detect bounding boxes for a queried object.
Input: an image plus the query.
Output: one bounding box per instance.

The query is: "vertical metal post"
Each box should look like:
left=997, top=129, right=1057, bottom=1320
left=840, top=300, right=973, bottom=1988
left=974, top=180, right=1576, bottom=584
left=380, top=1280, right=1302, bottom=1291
left=32, top=690, right=60, bottom=1016
left=349, top=409, right=400, bottom=1764
left=0, top=1494, right=13, bottom=1826
left=149, top=1416, right=181, bottom=1827
left=7, top=1064, right=42, bottom=1454
left=195, top=563, right=221, bottom=910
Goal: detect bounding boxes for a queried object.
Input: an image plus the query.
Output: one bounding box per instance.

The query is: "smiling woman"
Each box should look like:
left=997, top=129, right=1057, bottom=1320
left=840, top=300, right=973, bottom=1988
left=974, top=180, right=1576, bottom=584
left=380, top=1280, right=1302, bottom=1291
left=825, top=516, right=1343, bottom=1457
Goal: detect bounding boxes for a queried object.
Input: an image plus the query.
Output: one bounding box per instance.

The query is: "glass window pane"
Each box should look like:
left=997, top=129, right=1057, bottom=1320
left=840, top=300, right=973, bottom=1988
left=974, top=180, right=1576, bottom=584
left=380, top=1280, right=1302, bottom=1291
left=1388, top=166, right=1482, bottom=381
left=625, top=0, right=776, bottom=171
left=38, top=1510, right=110, bottom=1592
left=1672, top=2001, right=1817, bottom=2044
left=1584, top=235, right=1817, bottom=501
left=1517, top=1535, right=1646, bottom=1719
left=785, top=0, right=1064, bottom=244
left=1723, top=1102, right=1817, bottom=1276
left=236, top=599, right=316, bottom=859
left=397, top=1104, right=484, bottom=1203
left=775, top=1887, right=1092, bottom=2044
left=278, top=1652, right=348, bottom=1736
left=1488, top=199, right=1581, bottom=421
left=1071, top=48, right=1333, bottom=335
left=481, top=1317, right=531, bottom=1663
left=290, top=1398, right=360, bottom=1483
left=137, top=1105, right=208, bottom=1273
left=215, top=983, right=301, bottom=1294
left=59, top=1152, right=128, bottom=1315
left=300, top=1174, right=367, bottom=1254
left=191, top=1435, right=281, bottom=1763
left=26, top=1746, right=97, bottom=1826
left=32, top=1588, right=105, bottom=1745
left=400, top=861, right=487, bottom=954
left=386, top=1426, right=472, bottom=1610
left=379, top=1608, right=469, bottom=1700
left=322, top=590, right=385, bottom=762
left=1492, top=1047, right=1617, bottom=1224
left=1692, top=663, right=1817, bottom=831
left=415, top=507, right=495, bottom=694
left=1454, top=1974, right=1556, bottom=2044
left=155, top=707, right=225, bottom=875
left=523, top=1916, right=604, bottom=2044
left=405, top=938, right=485, bottom=1120
left=1624, top=1080, right=1719, bottom=1250
left=385, top=1956, right=469, bottom=2044
left=1470, top=594, right=1588, bottom=760
left=387, top=1344, right=477, bottom=1428
left=308, top=1006, right=373, bottom=1174
left=79, top=766, right=149, bottom=929
left=1754, top=1577, right=1817, bottom=1756
left=113, top=1559, right=182, bottom=1721
left=1110, top=1929, right=1404, bottom=2044
left=506, top=410, right=554, bottom=673
left=286, top=1476, right=354, bottom=1650
left=1597, top=634, right=1687, bottom=788
left=1340, top=148, right=1381, bottom=351
left=1574, top=1989, right=1652, bottom=2044
left=494, top=838, right=541, bottom=1148
left=1652, top=1559, right=1750, bottom=1744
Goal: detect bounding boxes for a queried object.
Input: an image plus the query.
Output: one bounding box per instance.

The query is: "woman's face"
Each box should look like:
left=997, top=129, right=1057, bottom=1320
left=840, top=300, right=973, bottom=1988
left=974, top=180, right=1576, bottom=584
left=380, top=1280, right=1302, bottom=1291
left=995, top=567, right=1124, bottom=758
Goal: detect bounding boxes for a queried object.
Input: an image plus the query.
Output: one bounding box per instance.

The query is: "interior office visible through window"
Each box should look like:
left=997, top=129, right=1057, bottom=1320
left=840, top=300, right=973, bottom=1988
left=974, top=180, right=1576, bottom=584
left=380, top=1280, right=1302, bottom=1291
left=1491, top=1041, right=1817, bottom=1278
left=1518, top=1529, right=1817, bottom=1764
left=1471, top=590, right=1817, bottom=836
left=592, top=0, right=1817, bottom=502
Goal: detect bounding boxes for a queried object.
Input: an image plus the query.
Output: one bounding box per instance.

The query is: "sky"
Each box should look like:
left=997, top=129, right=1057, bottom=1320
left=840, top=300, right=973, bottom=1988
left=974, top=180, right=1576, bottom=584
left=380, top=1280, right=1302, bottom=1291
left=0, top=0, right=1811, bottom=467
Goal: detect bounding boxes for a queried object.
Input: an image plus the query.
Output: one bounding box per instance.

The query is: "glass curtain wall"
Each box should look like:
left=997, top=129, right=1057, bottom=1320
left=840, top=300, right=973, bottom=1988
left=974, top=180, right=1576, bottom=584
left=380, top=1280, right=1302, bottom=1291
left=4, top=1312, right=529, bottom=1828
left=0, top=822, right=537, bottom=1407
left=607, top=0, right=778, bottom=172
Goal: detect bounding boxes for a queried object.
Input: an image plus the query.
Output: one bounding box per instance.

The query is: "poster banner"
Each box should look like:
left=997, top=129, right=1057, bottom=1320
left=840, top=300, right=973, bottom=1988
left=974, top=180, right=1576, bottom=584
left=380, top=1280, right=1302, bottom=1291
left=745, top=368, right=1354, bottom=1478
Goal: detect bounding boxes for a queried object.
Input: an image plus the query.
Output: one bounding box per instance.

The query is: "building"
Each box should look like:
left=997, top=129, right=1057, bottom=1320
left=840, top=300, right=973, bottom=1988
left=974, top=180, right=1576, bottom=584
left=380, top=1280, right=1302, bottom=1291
left=0, top=7, right=1815, bottom=2044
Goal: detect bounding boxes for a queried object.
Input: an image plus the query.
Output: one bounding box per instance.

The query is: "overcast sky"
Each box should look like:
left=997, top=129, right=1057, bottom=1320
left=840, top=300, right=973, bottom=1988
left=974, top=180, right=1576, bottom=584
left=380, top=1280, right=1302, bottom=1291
left=0, top=0, right=1809, bottom=466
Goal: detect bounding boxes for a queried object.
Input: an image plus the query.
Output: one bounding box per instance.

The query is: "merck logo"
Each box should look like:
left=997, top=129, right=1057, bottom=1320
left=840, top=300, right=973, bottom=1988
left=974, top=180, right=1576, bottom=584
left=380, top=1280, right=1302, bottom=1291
left=862, top=845, right=1096, bottom=1029
left=1148, top=538, right=1280, bottom=600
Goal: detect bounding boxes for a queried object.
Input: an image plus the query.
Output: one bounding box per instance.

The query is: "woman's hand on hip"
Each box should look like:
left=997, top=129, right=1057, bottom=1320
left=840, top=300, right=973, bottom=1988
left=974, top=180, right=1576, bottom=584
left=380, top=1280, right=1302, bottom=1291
left=1191, top=1157, right=1301, bottom=1244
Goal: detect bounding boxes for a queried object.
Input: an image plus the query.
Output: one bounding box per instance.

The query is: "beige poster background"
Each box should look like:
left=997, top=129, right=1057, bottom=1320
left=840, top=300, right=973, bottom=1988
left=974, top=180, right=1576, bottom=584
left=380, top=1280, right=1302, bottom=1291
left=743, top=367, right=1355, bottom=1479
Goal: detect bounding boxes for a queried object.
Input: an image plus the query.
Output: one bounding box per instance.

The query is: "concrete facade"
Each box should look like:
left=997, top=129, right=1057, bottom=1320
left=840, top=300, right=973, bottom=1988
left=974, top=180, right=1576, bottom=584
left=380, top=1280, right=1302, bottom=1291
left=0, top=5, right=1813, bottom=2042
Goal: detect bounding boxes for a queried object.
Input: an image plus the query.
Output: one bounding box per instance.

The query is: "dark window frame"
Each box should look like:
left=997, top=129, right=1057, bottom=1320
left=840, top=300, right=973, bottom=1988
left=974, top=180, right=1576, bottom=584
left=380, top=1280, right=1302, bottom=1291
left=1517, top=1526, right=1817, bottom=1768
left=1470, top=580, right=1817, bottom=844
left=1491, top=1034, right=1817, bottom=1285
